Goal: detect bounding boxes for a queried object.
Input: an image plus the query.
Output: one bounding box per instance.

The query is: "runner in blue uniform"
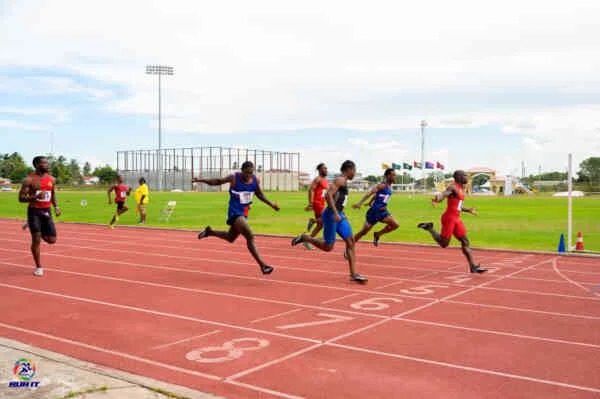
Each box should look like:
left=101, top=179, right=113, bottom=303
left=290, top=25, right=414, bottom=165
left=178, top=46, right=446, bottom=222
left=291, top=160, right=368, bottom=283
left=194, top=161, right=280, bottom=275
left=352, top=168, right=399, bottom=246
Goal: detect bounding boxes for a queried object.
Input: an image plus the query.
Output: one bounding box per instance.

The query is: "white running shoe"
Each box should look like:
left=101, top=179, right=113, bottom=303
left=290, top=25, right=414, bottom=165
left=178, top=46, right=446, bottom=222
left=33, top=267, right=44, bottom=277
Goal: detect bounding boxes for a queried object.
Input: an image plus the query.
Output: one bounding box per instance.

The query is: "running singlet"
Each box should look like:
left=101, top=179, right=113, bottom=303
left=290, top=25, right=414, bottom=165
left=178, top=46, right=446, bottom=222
left=370, top=182, right=392, bottom=211
left=229, top=173, right=258, bottom=217
left=312, top=177, right=328, bottom=207
left=30, top=173, right=53, bottom=209
left=114, top=184, right=129, bottom=203
left=332, top=182, right=349, bottom=212
left=445, top=183, right=465, bottom=218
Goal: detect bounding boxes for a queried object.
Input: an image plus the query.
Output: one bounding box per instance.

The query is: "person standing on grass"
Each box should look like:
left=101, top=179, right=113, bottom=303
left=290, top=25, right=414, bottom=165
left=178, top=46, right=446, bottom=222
left=291, top=160, right=368, bottom=284
left=351, top=168, right=399, bottom=247
left=194, top=161, right=280, bottom=275
left=417, top=169, right=487, bottom=273
left=18, top=156, right=61, bottom=277
left=134, top=177, right=149, bottom=224
left=107, top=175, right=132, bottom=229
left=303, top=163, right=329, bottom=250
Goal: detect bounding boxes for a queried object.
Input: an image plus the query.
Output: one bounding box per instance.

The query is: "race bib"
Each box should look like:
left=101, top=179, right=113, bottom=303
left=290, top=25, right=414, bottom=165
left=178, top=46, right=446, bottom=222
left=381, top=194, right=391, bottom=204
left=36, top=190, right=52, bottom=202
left=457, top=199, right=463, bottom=211
left=239, top=191, right=254, bottom=204
left=342, top=196, right=348, bottom=207
left=120, top=191, right=127, bottom=199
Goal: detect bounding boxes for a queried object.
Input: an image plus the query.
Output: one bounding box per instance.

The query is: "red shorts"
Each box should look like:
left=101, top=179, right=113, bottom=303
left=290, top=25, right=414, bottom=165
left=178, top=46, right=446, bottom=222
left=313, top=203, right=325, bottom=218
left=441, top=213, right=467, bottom=239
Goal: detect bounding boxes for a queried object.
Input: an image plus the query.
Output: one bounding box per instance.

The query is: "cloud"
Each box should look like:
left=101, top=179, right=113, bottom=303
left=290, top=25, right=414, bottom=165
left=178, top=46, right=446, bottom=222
left=0, top=119, right=49, bottom=131
left=0, top=106, right=71, bottom=123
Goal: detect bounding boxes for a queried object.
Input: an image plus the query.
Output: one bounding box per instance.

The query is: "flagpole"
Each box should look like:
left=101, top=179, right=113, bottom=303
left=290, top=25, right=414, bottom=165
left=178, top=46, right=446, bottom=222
left=420, top=120, right=427, bottom=192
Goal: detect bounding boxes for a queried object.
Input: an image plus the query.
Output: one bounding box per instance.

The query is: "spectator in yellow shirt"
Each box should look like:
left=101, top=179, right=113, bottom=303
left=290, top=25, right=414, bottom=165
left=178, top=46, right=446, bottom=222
left=134, top=177, right=149, bottom=224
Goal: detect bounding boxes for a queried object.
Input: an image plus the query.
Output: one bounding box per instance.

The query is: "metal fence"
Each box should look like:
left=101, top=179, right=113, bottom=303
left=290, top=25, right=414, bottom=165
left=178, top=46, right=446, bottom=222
left=116, top=146, right=300, bottom=192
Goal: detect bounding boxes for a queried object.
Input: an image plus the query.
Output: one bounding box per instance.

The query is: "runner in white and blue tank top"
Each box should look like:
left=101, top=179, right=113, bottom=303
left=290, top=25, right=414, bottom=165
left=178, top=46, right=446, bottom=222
left=291, top=160, right=368, bottom=284
left=227, top=172, right=258, bottom=225
left=352, top=168, right=399, bottom=247
left=194, top=161, right=280, bottom=275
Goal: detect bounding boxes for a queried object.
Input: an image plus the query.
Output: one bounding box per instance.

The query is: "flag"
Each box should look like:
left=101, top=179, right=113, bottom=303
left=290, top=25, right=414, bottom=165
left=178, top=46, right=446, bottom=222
left=391, top=163, right=401, bottom=170
left=403, top=162, right=412, bottom=170
left=413, top=161, right=422, bottom=169
left=425, top=161, right=434, bottom=169
left=436, top=161, right=445, bottom=170
left=381, top=162, right=391, bottom=170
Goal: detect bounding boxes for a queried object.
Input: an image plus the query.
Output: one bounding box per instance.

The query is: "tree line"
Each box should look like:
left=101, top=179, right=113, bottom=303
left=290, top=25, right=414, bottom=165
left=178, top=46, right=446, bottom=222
left=0, top=152, right=118, bottom=185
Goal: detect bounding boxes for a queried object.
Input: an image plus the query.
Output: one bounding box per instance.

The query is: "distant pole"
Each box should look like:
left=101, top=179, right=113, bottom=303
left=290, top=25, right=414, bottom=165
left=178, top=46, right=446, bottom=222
left=145, top=65, right=174, bottom=190
left=420, top=120, right=427, bottom=192
left=50, top=131, right=54, bottom=154
left=567, top=153, right=573, bottom=251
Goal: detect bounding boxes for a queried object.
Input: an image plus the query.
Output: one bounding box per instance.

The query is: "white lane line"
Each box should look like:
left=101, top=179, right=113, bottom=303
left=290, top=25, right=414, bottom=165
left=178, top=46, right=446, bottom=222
left=328, top=342, right=600, bottom=394
left=151, top=330, right=221, bottom=350
left=397, top=318, right=600, bottom=349
left=250, top=309, right=303, bottom=324
left=320, top=293, right=359, bottom=305
left=553, top=258, right=600, bottom=298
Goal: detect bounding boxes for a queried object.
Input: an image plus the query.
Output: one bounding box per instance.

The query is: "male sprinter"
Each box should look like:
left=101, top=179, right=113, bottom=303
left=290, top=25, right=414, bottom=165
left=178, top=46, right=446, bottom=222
left=291, top=160, right=368, bottom=283
left=352, top=168, right=399, bottom=246
left=18, top=156, right=61, bottom=276
left=418, top=170, right=487, bottom=273
left=134, top=177, right=149, bottom=224
left=107, top=175, right=132, bottom=228
left=194, top=161, right=280, bottom=275
left=303, top=163, right=329, bottom=249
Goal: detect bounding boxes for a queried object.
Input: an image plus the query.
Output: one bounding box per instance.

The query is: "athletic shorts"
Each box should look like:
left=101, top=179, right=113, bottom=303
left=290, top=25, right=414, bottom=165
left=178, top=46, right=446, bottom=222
left=313, top=202, right=325, bottom=219
left=441, top=213, right=466, bottom=239
left=116, top=202, right=126, bottom=211
left=322, top=208, right=353, bottom=245
left=365, top=207, right=390, bottom=226
left=227, top=211, right=247, bottom=226
left=27, top=207, right=56, bottom=238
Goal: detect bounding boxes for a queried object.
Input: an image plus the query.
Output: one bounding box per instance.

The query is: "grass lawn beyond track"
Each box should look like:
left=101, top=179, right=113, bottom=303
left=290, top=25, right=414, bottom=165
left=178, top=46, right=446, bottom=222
left=1, top=190, right=598, bottom=252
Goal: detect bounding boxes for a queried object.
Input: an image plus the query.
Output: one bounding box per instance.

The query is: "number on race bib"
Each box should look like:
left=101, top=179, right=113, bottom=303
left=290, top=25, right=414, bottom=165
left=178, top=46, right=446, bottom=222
left=120, top=191, right=127, bottom=198
left=342, top=196, right=348, bottom=207
left=350, top=297, right=403, bottom=311
left=381, top=194, right=391, bottom=204
left=36, top=190, right=52, bottom=202
left=186, top=337, right=269, bottom=363
left=457, top=199, right=463, bottom=211
left=239, top=191, right=254, bottom=204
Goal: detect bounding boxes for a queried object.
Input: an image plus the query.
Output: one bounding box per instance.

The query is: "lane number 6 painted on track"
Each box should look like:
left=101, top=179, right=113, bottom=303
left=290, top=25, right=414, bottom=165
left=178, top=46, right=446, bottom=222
left=186, top=338, right=269, bottom=363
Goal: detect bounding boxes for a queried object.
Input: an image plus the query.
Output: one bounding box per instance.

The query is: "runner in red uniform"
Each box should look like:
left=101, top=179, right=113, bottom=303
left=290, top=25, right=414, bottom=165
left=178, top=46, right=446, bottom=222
left=107, top=175, right=132, bottom=229
left=303, top=163, right=328, bottom=249
left=418, top=170, right=487, bottom=273
left=18, top=156, right=61, bottom=276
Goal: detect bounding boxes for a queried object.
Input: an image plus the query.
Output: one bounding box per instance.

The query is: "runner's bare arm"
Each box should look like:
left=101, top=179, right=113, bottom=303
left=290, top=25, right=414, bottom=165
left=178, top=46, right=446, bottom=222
left=192, top=175, right=233, bottom=185
left=255, top=178, right=279, bottom=211
left=353, top=183, right=383, bottom=209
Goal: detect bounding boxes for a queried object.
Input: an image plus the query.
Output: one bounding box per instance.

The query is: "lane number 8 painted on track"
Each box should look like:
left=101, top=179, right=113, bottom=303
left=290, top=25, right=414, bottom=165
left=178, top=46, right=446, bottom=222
left=186, top=338, right=270, bottom=363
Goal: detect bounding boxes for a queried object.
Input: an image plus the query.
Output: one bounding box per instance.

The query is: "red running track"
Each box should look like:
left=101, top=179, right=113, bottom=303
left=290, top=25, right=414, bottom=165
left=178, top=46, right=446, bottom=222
left=1, top=219, right=599, bottom=398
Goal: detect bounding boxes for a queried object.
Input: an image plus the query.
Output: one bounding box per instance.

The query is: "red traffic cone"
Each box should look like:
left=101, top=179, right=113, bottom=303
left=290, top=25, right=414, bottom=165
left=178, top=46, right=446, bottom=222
left=575, top=232, right=584, bottom=251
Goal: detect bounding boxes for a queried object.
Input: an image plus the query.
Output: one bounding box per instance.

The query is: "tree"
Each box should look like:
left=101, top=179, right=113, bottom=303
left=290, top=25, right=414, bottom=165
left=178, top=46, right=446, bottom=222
left=49, top=155, right=71, bottom=184
left=365, top=175, right=379, bottom=183
left=68, top=159, right=82, bottom=184
left=92, top=165, right=118, bottom=184
left=83, top=161, right=92, bottom=176
left=472, top=174, right=490, bottom=187
left=578, top=157, right=600, bottom=187
left=0, top=152, right=28, bottom=180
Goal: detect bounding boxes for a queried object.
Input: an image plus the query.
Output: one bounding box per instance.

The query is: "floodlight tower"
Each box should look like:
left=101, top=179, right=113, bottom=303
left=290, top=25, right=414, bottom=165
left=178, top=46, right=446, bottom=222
left=420, top=120, right=427, bottom=191
left=145, top=65, right=174, bottom=190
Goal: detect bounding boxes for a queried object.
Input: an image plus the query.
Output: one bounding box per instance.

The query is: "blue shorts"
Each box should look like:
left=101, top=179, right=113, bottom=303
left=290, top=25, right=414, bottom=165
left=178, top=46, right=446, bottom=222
left=366, top=207, right=390, bottom=226
left=226, top=211, right=247, bottom=226
left=322, top=208, right=353, bottom=245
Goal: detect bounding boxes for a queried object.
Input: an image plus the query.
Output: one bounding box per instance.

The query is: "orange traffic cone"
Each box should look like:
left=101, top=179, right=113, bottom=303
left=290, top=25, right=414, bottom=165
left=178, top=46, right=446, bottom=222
left=575, top=232, right=584, bottom=251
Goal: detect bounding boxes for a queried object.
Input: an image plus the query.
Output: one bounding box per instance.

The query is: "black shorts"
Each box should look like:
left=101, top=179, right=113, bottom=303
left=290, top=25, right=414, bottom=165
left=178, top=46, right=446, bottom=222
left=27, top=207, right=57, bottom=238
left=116, top=202, right=126, bottom=211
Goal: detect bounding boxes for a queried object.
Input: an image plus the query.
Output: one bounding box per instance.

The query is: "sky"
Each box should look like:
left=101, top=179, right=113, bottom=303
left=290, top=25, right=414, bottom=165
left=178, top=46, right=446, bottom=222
left=1, top=0, right=599, bottom=178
